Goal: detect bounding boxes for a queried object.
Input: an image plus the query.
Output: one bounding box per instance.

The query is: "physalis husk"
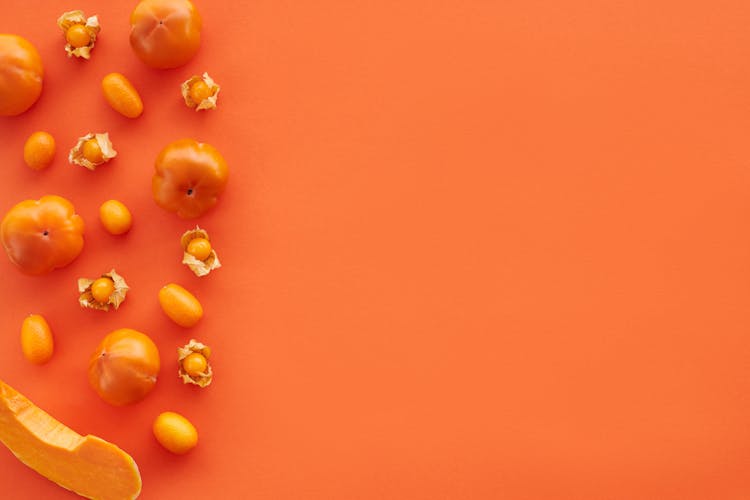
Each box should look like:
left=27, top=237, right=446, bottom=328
left=177, top=339, right=213, bottom=388
left=78, top=269, right=129, bottom=311
left=181, top=73, right=220, bottom=111
left=69, top=133, right=117, bottom=170
left=181, top=226, right=221, bottom=277
left=57, top=10, right=101, bottom=60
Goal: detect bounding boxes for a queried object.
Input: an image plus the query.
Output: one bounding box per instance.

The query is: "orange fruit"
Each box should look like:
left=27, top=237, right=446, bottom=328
left=186, top=237, right=211, bottom=260
left=181, top=352, right=207, bottom=376
left=153, top=411, right=198, bottom=454
left=90, top=277, right=115, bottom=303
left=158, top=283, right=203, bottom=327
left=88, top=329, right=160, bottom=406
left=0, top=34, right=43, bottom=116
left=65, top=24, right=91, bottom=48
left=99, top=200, right=133, bottom=235
left=130, top=0, right=202, bottom=69
left=20, top=314, right=54, bottom=364
left=101, top=73, right=143, bottom=118
left=23, top=131, right=55, bottom=170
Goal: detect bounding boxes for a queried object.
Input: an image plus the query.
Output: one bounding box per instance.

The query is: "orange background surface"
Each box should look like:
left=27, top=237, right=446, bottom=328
left=1, top=1, right=750, bottom=499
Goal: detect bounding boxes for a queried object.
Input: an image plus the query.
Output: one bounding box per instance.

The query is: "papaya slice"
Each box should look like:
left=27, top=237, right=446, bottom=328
left=0, top=379, right=141, bottom=499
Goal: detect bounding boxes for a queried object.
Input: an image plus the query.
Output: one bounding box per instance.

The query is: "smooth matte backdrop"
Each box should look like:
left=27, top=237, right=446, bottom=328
left=1, top=1, right=749, bottom=499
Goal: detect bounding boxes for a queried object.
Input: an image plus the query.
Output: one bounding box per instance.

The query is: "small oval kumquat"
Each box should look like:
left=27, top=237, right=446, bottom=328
left=153, top=411, right=198, bottom=454
left=20, top=314, right=54, bottom=364
left=99, top=200, right=132, bottom=235
left=23, top=131, right=55, bottom=170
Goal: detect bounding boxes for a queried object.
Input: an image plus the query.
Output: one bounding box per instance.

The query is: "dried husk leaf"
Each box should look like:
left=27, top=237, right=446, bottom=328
left=180, top=226, right=221, bottom=277
left=78, top=269, right=129, bottom=311
left=177, top=339, right=213, bottom=387
left=57, top=11, right=100, bottom=59
left=180, top=72, right=220, bottom=111
left=68, top=133, right=117, bottom=170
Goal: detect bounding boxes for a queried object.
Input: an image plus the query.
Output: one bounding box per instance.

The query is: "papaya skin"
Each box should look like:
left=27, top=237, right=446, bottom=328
left=0, top=379, right=141, bottom=499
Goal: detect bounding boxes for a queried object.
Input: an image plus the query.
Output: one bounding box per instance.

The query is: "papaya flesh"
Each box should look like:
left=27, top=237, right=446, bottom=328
left=0, top=379, right=141, bottom=499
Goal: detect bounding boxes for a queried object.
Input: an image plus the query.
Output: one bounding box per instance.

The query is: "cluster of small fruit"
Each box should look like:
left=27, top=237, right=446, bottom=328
left=0, top=2, right=233, bottom=494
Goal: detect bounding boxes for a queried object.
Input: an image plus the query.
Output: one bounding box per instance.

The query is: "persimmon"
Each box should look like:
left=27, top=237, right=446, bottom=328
left=23, top=131, right=55, bottom=170
left=152, top=139, right=229, bottom=218
left=89, top=328, right=160, bottom=406
left=0, top=34, right=43, bottom=116
left=130, top=0, right=202, bottom=69
left=0, top=195, right=84, bottom=275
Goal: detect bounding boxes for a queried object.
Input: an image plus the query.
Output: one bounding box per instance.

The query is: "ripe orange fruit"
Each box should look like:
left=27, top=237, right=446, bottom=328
left=99, top=200, right=133, bottom=235
left=20, top=314, right=54, bottom=364
left=153, top=411, right=198, bottom=454
left=186, top=237, right=211, bottom=260
left=130, top=0, right=202, bottom=69
left=101, top=73, right=143, bottom=118
left=23, top=131, right=55, bottom=170
left=65, top=24, right=91, bottom=48
left=88, top=329, right=160, bottom=406
left=158, top=283, right=203, bottom=327
left=181, top=352, right=207, bottom=376
left=0, top=34, right=43, bottom=116
left=90, top=277, right=115, bottom=303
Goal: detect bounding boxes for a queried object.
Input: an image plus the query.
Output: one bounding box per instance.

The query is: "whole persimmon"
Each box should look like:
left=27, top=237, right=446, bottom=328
left=129, top=0, right=202, bottom=69
left=0, top=195, right=84, bottom=275
left=152, top=139, right=229, bottom=218
left=89, top=329, right=160, bottom=406
left=0, top=34, right=43, bottom=116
